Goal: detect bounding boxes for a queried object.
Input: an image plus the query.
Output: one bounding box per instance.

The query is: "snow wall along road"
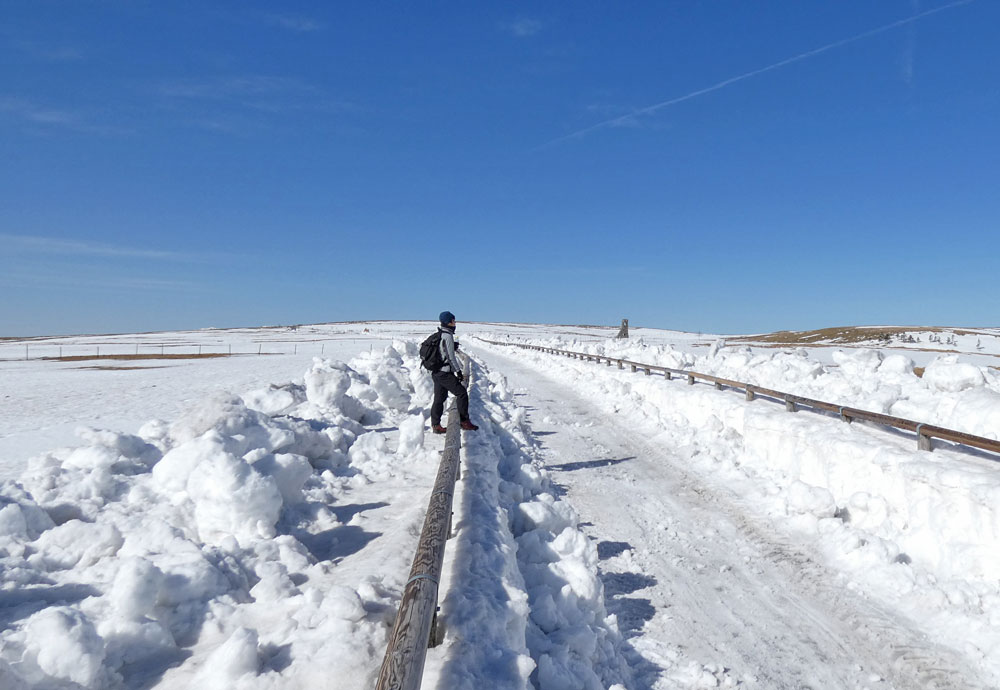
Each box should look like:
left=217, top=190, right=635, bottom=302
left=0, top=341, right=635, bottom=689
left=472, top=333, right=1000, bottom=685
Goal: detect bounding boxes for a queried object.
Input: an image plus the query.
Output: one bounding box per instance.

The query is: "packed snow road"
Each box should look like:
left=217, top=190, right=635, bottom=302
left=472, top=345, right=992, bottom=690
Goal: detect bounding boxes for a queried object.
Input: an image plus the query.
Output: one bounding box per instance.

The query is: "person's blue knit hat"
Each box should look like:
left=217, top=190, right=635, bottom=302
left=439, top=311, right=456, bottom=325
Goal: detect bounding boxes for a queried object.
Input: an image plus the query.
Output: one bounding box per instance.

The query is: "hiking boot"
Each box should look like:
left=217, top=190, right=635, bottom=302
left=431, top=424, right=447, bottom=434
left=460, top=421, right=479, bottom=431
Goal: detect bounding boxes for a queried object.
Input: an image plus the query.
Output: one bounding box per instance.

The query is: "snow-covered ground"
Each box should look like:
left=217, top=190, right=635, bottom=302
left=2, top=320, right=1000, bottom=688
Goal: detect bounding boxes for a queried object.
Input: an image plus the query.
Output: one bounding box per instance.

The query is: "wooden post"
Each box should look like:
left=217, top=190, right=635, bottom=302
left=606, top=358, right=612, bottom=366
left=665, top=371, right=672, bottom=380
left=25, top=345, right=28, bottom=360
left=687, top=374, right=695, bottom=385
left=618, top=360, right=623, bottom=369
left=630, top=364, right=637, bottom=373
left=258, top=344, right=262, bottom=355
left=715, top=381, right=723, bottom=390
left=644, top=368, right=651, bottom=376
left=785, top=397, right=796, bottom=412
left=746, top=387, right=755, bottom=401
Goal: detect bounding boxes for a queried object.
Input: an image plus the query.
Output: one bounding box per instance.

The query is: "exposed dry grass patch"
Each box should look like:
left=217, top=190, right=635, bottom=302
left=731, top=325, right=995, bottom=347
left=77, top=365, right=170, bottom=370
left=914, top=366, right=925, bottom=378
left=45, top=353, right=236, bottom=362
left=731, top=325, right=935, bottom=346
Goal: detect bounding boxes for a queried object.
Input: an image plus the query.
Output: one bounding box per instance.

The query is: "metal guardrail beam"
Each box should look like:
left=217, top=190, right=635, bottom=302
left=375, top=357, right=471, bottom=690
left=480, top=340, right=1000, bottom=459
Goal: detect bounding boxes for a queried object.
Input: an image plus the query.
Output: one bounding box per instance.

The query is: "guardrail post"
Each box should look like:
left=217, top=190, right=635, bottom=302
left=839, top=407, right=853, bottom=424
left=687, top=374, right=695, bottom=385
left=644, top=368, right=651, bottom=376
left=714, top=381, right=723, bottom=390
left=606, top=358, right=612, bottom=366
left=785, top=397, right=796, bottom=412
left=917, top=424, right=932, bottom=451
left=630, top=364, right=637, bottom=373
left=618, top=360, right=623, bottom=369
left=665, top=371, right=671, bottom=380
left=745, top=386, right=755, bottom=401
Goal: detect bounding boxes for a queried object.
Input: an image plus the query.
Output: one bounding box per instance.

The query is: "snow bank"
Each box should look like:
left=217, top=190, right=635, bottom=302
left=429, top=364, right=633, bottom=690
left=0, top=345, right=439, bottom=689
left=478, top=336, right=1000, bottom=681
left=483, top=332, right=1000, bottom=441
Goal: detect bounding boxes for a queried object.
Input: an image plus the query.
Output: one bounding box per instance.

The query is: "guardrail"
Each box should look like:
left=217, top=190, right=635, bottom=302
left=375, top=356, right=471, bottom=690
left=479, top=339, right=1000, bottom=459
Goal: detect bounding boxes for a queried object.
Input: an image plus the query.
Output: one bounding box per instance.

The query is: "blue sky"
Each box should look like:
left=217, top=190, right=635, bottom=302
left=2, top=0, right=997, bottom=336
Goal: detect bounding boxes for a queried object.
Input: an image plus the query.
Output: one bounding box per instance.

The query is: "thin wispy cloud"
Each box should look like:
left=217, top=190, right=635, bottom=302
left=504, top=265, right=649, bottom=278
left=902, top=0, right=921, bottom=85
left=1, top=234, right=184, bottom=260
left=542, top=0, right=976, bottom=148
left=15, top=41, right=84, bottom=62
left=155, top=75, right=360, bottom=131
left=0, top=269, right=200, bottom=292
left=1, top=97, right=79, bottom=127
left=265, top=13, right=325, bottom=32
left=503, top=18, right=543, bottom=38
left=159, top=75, right=354, bottom=111
left=158, top=75, right=317, bottom=102
left=0, top=96, right=124, bottom=135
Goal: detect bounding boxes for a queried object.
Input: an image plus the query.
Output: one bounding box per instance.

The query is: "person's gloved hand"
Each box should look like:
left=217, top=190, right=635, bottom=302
left=456, top=371, right=464, bottom=383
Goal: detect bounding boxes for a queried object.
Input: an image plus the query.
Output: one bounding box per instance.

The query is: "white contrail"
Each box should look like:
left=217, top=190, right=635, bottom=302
left=541, top=0, right=975, bottom=148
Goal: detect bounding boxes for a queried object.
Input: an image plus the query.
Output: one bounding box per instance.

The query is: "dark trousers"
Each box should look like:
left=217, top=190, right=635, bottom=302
left=431, top=370, right=469, bottom=426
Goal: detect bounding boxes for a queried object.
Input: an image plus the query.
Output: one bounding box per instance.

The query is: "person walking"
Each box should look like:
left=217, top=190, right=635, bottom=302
left=430, top=311, right=479, bottom=433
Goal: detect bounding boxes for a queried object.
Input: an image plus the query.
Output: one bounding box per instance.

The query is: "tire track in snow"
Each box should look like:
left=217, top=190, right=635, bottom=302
left=474, top=345, right=989, bottom=690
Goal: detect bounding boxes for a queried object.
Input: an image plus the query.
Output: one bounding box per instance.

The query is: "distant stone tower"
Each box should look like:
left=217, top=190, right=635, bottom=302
left=616, top=319, right=629, bottom=339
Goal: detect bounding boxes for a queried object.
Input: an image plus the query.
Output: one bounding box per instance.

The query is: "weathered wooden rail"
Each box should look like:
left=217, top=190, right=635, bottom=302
left=479, top=339, right=1000, bottom=459
left=375, top=357, right=470, bottom=690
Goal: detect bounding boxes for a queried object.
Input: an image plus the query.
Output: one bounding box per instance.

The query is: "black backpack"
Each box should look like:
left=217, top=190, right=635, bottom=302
left=419, top=332, right=444, bottom=371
